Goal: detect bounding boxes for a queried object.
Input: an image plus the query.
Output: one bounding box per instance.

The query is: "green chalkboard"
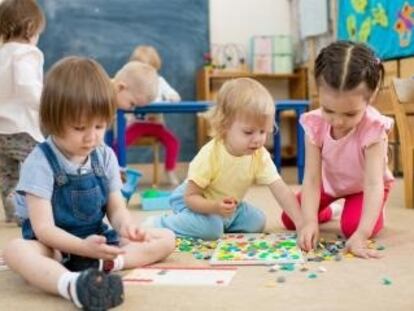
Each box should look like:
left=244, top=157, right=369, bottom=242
left=38, top=0, right=209, bottom=162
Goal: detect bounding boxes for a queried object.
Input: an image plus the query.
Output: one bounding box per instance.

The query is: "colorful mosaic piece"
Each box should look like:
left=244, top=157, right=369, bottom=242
left=175, top=237, right=218, bottom=260
left=304, top=237, right=384, bottom=262
left=210, top=233, right=304, bottom=265
left=305, top=238, right=346, bottom=262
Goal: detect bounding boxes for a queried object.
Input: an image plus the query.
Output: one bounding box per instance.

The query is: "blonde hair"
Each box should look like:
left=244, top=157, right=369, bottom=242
left=40, top=56, right=116, bottom=137
left=0, top=0, right=45, bottom=42
left=129, top=45, right=162, bottom=71
left=208, top=78, right=275, bottom=139
left=114, top=61, right=159, bottom=103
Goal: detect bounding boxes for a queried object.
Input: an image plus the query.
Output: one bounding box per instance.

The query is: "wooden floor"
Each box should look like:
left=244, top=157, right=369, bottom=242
left=1, top=164, right=414, bottom=311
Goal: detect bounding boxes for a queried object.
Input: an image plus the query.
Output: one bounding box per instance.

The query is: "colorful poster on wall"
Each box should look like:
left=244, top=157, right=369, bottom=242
left=337, top=0, right=414, bottom=60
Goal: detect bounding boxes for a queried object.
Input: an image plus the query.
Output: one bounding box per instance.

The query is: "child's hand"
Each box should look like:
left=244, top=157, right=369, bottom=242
left=119, top=222, right=150, bottom=242
left=345, top=232, right=382, bottom=259
left=216, top=197, right=238, bottom=218
left=84, top=235, right=125, bottom=260
left=298, top=221, right=319, bottom=252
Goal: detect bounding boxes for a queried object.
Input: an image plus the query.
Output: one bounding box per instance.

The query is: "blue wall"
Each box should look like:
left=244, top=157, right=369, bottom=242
left=38, top=0, right=209, bottom=163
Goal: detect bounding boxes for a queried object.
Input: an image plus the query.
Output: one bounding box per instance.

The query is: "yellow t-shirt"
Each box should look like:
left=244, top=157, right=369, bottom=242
left=187, top=138, right=280, bottom=202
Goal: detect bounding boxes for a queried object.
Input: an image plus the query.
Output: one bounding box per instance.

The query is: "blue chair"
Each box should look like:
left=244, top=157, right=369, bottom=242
left=273, top=100, right=310, bottom=184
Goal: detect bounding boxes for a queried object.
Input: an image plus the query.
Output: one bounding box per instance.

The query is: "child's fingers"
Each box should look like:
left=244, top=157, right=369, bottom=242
left=222, top=197, right=237, bottom=206
left=345, top=244, right=381, bottom=259
left=300, top=233, right=312, bottom=252
left=367, top=249, right=383, bottom=259
left=354, top=249, right=370, bottom=259
left=90, top=234, right=107, bottom=245
left=127, top=226, right=138, bottom=239
left=298, top=233, right=306, bottom=251
left=101, top=244, right=125, bottom=258
left=357, top=248, right=381, bottom=259
left=306, top=236, right=315, bottom=252
left=133, top=228, right=147, bottom=241
left=312, top=235, right=319, bottom=250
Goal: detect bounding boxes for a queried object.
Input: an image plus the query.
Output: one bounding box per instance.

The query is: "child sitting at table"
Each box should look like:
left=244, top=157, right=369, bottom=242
left=127, top=45, right=181, bottom=186
left=110, top=60, right=158, bottom=180
left=112, top=60, right=159, bottom=111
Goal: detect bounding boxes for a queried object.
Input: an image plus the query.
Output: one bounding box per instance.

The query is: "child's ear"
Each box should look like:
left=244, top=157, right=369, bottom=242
left=116, top=81, right=128, bottom=93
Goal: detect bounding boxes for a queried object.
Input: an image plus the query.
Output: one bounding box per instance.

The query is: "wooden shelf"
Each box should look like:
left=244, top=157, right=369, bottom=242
left=206, top=70, right=302, bottom=80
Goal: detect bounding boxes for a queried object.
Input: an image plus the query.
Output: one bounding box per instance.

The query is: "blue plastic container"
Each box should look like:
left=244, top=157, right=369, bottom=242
left=141, top=190, right=171, bottom=211
left=121, top=168, right=142, bottom=202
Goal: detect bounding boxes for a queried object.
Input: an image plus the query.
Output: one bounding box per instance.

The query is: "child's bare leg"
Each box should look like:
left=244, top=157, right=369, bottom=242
left=4, top=238, right=66, bottom=294
left=4, top=238, right=124, bottom=309
left=121, top=228, right=175, bottom=268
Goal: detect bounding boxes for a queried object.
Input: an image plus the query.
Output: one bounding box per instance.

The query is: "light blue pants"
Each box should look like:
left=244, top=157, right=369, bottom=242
left=154, top=182, right=266, bottom=240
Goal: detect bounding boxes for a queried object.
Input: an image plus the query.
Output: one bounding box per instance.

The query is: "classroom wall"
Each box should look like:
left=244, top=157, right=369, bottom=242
left=1, top=0, right=294, bottom=166
left=210, top=0, right=291, bottom=49
left=209, top=0, right=292, bottom=99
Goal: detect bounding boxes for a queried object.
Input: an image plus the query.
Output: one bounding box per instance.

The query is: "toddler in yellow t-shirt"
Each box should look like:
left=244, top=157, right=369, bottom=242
left=145, top=78, right=304, bottom=240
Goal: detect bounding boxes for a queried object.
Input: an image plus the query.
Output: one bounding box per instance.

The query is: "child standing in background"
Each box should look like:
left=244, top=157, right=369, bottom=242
left=281, top=41, right=394, bottom=258
left=0, top=0, right=45, bottom=222
left=145, top=78, right=303, bottom=240
left=127, top=45, right=181, bottom=185
left=4, top=57, right=175, bottom=310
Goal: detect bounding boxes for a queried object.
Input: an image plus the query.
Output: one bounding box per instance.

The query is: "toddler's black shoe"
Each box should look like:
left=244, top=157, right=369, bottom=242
left=63, top=255, right=99, bottom=272
left=75, top=268, right=124, bottom=310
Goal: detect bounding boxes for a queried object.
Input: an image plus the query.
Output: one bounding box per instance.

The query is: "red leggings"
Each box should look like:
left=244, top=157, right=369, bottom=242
left=125, top=122, right=179, bottom=171
left=281, top=187, right=391, bottom=238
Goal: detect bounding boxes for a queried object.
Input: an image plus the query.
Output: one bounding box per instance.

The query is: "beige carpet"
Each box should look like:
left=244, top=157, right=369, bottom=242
left=1, top=164, right=414, bottom=311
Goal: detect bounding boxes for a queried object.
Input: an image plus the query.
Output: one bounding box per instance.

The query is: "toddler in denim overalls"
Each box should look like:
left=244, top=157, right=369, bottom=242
left=3, top=56, right=175, bottom=310
left=19, top=141, right=121, bottom=271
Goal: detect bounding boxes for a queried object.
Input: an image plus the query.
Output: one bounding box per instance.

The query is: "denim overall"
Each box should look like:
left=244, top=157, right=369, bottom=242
left=21, top=142, right=118, bottom=245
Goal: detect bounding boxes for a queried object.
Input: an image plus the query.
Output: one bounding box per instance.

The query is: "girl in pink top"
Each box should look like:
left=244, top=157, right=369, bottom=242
left=281, top=41, right=394, bottom=258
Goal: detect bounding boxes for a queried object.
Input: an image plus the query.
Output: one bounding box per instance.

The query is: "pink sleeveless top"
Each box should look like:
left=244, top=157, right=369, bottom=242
left=300, top=105, right=394, bottom=197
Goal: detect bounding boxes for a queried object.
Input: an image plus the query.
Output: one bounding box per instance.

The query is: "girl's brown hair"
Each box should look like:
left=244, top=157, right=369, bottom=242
left=40, top=56, right=116, bottom=136
left=0, top=0, right=45, bottom=42
left=315, top=41, right=384, bottom=93
left=129, top=45, right=162, bottom=71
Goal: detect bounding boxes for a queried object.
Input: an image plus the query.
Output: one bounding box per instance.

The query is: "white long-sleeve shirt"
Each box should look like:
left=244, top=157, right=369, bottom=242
left=0, top=42, right=44, bottom=142
left=155, top=76, right=180, bottom=102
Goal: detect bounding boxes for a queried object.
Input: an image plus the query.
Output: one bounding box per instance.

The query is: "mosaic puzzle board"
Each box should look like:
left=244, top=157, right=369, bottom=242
left=210, top=233, right=304, bottom=265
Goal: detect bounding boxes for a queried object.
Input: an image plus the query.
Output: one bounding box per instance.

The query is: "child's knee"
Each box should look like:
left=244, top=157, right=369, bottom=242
left=251, top=210, right=266, bottom=232
left=341, top=218, right=383, bottom=239
left=161, top=229, right=176, bottom=252
left=3, top=238, right=25, bottom=263
left=198, top=218, right=224, bottom=240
